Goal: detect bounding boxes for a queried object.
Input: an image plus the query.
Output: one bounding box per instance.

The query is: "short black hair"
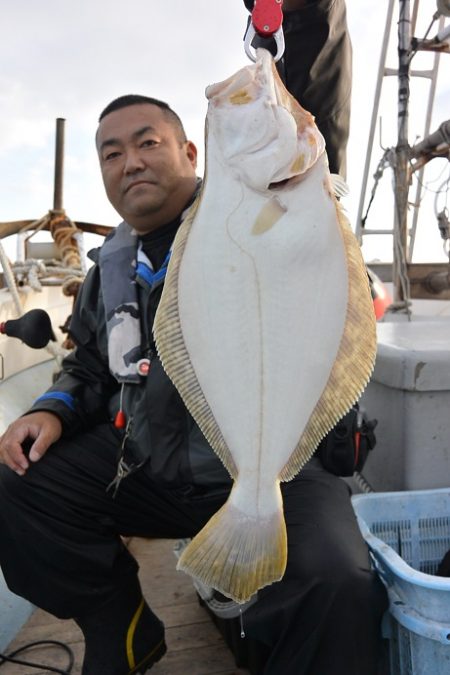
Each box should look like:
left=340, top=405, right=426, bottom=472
left=98, top=94, right=187, bottom=143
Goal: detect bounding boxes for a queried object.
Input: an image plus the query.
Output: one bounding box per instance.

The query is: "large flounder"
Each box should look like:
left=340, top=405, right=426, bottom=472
left=154, top=48, right=376, bottom=603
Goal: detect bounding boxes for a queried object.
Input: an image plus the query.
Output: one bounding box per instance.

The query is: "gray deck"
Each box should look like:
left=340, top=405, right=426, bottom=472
left=1, top=538, right=249, bottom=674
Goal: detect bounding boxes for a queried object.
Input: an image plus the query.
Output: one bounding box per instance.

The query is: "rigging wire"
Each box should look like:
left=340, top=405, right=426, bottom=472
left=360, top=148, right=394, bottom=228
left=410, top=158, right=450, bottom=202
left=434, top=173, right=450, bottom=215
left=408, top=13, right=437, bottom=63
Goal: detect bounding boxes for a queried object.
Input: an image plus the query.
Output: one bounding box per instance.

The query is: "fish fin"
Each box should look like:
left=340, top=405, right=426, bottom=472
left=252, top=196, right=287, bottom=235
left=154, top=199, right=238, bottom=479
left=177, top=487, right=287, bottom=603
left=280, top=202, right=376, bottom=481
left=330, top=174, right=349, bottom=199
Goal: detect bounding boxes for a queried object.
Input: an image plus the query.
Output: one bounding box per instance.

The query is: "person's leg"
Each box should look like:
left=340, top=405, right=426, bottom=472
left=279, top=0, right=352, bottom=178
left=242, top=459, right=387, bottom=675
left=0, top=423, right=228, bottom=616
left=244, top=0, right=352, bottom=177
left=0, top=423, right=229, bottom=673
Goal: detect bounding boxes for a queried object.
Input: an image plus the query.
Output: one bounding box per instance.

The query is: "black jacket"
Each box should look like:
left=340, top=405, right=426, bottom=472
left=28, top=245, right=232, bottom=491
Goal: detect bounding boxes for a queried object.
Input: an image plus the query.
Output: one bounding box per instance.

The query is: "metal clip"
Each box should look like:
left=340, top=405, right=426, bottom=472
left=107, top=417, right=134, bottom=497
left=107, top=458, right=134, bottom=498
left=244, top=22, right=285, bottom=63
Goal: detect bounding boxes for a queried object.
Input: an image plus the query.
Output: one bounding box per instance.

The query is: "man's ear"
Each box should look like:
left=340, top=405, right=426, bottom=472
left=185, top=140, right=198, bottom=169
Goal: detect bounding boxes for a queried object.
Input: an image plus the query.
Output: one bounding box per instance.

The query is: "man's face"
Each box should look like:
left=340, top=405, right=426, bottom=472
left=96, top=104, right=198, bottom=233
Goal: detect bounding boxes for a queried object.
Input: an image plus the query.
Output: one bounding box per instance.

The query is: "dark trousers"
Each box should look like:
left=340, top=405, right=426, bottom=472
left=280, top=0, right=352, bottom=178
left=0, top=423, right=387, bottom=674
left=250, top=0, right=352, bottom=177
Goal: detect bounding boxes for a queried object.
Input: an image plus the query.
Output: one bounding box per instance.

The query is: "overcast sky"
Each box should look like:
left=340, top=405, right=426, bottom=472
left=0, top=1, right=449, bottom=262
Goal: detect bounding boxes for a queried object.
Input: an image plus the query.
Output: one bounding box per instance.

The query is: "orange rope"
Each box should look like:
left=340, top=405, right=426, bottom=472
left=49, top=210, right=82, bottom=270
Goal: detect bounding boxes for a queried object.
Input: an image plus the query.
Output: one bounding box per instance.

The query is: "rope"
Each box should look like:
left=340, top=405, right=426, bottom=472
left=9, top=210, right=85, bottom=296
left=48, top=211, right=83, bottom=269
left=1, top=209, right=85, bottom=362
left=0, top=240, right=22, bottom=316
left=18, top=209, right=86, bottom=279
left=11, top=260, right=84, bottom=291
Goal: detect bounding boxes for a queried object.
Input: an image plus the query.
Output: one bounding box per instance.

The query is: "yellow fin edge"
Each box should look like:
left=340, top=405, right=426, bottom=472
left=177, top=498, right=287, bottom=604
left=280, top=201, right=377, bottom=481
left=154, top=200, right=237, bottom=478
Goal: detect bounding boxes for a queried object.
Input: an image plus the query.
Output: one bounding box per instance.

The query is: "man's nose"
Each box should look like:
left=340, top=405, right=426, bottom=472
left=123, top=148, right=145, bottom=174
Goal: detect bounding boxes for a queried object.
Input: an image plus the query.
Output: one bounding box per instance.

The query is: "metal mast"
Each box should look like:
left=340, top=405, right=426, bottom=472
left=393, top=0, right=412, bottom=302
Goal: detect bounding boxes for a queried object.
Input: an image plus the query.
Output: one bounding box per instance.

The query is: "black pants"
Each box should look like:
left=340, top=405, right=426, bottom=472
left=0, top=423, right=386, bottom=674
left=248, top=0, right=352, bottom=178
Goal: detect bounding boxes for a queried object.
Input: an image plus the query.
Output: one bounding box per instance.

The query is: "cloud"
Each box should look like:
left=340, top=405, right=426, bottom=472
left=0, top=1, right=449, bottom=263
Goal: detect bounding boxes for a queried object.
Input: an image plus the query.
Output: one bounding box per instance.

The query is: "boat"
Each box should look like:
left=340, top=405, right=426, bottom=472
left=353, top=0, right=450, bottom=497
left=0, top=118, right=112, bottom=660
left=1, top=1, right=450, bottom=672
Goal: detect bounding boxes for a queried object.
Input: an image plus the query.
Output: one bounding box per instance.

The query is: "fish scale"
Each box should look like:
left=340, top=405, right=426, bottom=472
left=154, top=48, right=376, bottom=603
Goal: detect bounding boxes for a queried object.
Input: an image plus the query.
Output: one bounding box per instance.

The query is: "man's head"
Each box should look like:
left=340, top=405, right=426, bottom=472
left=96, top=95, right=198, bottom=233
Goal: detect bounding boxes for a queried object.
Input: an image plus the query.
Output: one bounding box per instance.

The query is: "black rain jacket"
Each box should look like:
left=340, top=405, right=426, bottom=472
left=27, top=245, right=232, bottom=491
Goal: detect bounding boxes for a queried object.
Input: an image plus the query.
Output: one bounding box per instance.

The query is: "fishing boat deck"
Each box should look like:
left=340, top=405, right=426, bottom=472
left=1, top=538, right=249, bottom=675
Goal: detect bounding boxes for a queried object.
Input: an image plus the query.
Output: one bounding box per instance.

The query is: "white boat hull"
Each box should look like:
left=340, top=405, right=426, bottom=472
left=0, top=286, right=72, bottom=648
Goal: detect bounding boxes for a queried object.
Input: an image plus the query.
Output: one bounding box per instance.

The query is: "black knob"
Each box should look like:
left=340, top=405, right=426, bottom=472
left=0, top=309, right=56, bottom=349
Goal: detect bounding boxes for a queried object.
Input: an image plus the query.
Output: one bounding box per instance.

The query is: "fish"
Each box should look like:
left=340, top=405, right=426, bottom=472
left=154, top=48, right=376, bottom=603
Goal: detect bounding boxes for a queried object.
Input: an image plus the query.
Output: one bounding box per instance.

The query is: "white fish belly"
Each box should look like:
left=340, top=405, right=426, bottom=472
left=155, top=48, right=376, bottom=601
left=176, top=158, right=347, bottom=488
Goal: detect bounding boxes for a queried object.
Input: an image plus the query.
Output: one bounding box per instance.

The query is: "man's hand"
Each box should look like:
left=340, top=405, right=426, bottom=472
left=0, top=412, right=63, bottom=475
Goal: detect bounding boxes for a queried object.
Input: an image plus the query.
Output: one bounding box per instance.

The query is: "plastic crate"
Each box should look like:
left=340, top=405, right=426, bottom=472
left=352, top=488, right=450, bottom=675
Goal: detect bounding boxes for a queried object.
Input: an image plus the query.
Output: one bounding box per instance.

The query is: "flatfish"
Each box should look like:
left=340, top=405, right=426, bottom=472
left=154, top=48, right=376, bottom=603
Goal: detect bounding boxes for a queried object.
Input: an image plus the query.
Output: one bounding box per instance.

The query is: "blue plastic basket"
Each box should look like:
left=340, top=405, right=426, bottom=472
left=352, top=488, right=450, bottom=675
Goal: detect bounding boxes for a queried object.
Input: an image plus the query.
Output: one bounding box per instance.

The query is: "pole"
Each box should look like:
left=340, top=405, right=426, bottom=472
left=408, top=14, right=446, bottom=259
left=53, top=118, right=65, bottom=211
left=393, top=0, right=411, bottom=302
left=355, top=0, right=396, bottom=242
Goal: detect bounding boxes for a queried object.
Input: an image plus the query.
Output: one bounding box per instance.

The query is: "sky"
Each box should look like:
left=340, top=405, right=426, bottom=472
left=0, top=0, right=449, bottom=264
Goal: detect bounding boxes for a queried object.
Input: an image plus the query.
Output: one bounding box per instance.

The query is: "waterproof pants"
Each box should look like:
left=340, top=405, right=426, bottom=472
left=246, top=0, right=352, bottom=178
left=0, top=423, right=387, bottom=675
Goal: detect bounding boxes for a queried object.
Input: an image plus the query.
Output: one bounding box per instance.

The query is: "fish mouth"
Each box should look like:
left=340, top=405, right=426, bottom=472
left=205, top=49, right=325, bottom=190
left=205, top=50, right=276, bottom=108
left=269, top=172, right=309, bottom=191
left=269, top=177, right=294, bottom=190
left=206, top=59, right=262, bottom=106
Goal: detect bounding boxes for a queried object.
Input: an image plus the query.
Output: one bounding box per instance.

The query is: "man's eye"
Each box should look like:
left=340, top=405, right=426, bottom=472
left=141, top=139, right=158, bottom=148
left=104, top=151, right=121, bottom=161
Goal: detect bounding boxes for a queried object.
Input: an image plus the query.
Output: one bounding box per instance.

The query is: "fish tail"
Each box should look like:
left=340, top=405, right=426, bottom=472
left=177, top=495, right=287, bottom=604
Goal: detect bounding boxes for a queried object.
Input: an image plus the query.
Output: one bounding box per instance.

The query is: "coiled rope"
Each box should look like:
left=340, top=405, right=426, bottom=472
left=0, top=209, right=87, bottom=360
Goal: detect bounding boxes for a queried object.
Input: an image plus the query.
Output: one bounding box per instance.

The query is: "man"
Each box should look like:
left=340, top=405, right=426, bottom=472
left=0, top=93, right=386, bottom=675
